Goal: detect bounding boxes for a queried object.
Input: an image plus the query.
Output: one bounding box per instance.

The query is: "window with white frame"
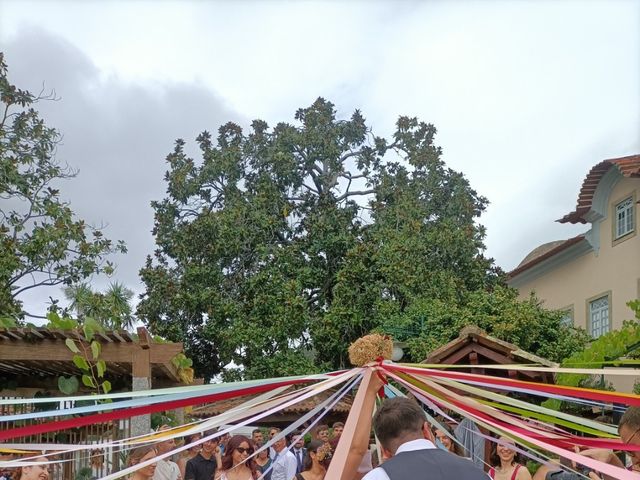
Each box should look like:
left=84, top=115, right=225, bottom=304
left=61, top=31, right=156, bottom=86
left=589, top=296, right=610, bottom=338
left=560, top=309, right=573, bottom=327
left=615, top=197, right=634, bottom=239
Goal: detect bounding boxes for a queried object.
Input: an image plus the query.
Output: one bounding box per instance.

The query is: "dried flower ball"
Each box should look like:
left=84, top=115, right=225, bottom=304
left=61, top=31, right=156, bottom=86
left=348, top=334, right=393, bottom=367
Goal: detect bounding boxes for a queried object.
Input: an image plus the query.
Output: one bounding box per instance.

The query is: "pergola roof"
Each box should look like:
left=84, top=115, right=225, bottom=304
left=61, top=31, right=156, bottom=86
left=0, top=326, right=188, bottom=388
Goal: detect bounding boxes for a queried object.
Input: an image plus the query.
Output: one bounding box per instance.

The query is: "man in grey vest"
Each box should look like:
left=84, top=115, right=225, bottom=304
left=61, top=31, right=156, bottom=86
left=363, top=397, right=488, bottom=480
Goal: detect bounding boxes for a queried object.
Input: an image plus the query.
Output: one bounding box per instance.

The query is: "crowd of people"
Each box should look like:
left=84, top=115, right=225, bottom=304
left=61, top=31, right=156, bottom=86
left=2, top=377, right=639, bottom=480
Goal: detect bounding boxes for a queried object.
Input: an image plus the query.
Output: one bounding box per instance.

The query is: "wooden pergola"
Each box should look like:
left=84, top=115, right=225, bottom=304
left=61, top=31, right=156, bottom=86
left=0, top=326, right=196, bottom=480
left=0, top=326, right=186, bottom=390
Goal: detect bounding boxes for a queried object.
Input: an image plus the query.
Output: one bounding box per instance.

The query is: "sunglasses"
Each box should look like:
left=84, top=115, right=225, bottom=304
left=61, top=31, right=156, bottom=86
left=236, top=447, right=254, bottom=455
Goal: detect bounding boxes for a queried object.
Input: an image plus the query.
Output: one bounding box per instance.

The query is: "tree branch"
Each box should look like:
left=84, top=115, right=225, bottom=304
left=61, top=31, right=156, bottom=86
left=21, top=310, right=48, bottom=320
left=302, top=183, right=320, bottom=194
left=335, top=189, right=375, bottom=202
left=14, top=279, right=65, bottom=297
left=339, top=150, right=363, bottom=163
left=308, top=169, right=324, bottom=195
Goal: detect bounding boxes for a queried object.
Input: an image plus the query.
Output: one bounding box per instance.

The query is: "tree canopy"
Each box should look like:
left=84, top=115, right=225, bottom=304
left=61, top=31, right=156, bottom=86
left=0, top=53, right=126, bottom=320
left=139, top=98, right=588, bottom=380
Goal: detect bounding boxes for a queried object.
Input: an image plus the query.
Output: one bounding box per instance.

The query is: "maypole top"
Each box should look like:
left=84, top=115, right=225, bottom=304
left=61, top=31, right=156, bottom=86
left=348, top=333, right=393, bottom=367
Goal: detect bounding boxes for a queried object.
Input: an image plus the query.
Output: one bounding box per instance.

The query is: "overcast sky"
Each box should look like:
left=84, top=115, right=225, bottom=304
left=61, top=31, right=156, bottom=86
left=1, top=0, right=638, bottom=316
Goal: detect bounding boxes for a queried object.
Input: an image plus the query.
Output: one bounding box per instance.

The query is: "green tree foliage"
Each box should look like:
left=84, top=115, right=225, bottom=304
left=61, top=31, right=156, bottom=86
left=0, top=53, right=126, bottom=319
left=376, top=287, right=589, bottom=364
left=64, top=282, right=135, bottom=330
left=543, top=299, right=640, bottom=411
left=139, top=98, right=587, bottom=380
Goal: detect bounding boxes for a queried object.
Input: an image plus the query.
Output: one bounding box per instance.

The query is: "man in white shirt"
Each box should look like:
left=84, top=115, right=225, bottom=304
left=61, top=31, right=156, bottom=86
left=153, top=426, right=182, bottom=480
left=363, top=398, right=487, bottom=480
left=270, top=433, right=297, bottom=480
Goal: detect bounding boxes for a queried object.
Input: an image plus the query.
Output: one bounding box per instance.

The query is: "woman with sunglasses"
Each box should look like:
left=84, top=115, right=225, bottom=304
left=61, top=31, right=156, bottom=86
left=215, top=435, right=258, bottom=480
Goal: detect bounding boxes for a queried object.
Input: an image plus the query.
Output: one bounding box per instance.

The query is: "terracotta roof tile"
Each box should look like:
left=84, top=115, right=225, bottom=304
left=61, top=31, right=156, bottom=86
left=558, top=154, right=640, bottom=224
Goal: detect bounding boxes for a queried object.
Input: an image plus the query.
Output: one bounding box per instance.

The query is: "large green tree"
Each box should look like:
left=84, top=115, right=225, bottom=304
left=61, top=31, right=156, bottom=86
left=0, top=53, right=126, bottom=319
left=139, top=98, right=587, bottom=380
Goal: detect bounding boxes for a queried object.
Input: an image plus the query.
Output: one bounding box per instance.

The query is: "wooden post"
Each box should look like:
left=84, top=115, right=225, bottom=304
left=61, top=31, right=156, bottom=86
left=130, top=339, right=152, bottom=436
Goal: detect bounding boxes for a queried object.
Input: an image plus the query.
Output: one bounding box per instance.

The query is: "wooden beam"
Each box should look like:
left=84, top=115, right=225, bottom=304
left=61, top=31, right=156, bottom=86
left=149, top=343, right=183, bottom=364
left=28, top=328, right=45, bottom=339
left=0, top=340, right=183, bottom=365
left=441, top=344, right=476, bottom=365
left=132, top=348, right=150, bottom=378
left=469, top=351, right=485, bottom=375
left=468, top=344, right=539, bottom=380
left=96, top=332, right=113, bottom=343
left=137, top=327, right=152, bottom=350
left=112, top=331, right=126, bottom=343
left=0, top=342, right=134, bottom=362
left=157, top=362, right=181, bottom=383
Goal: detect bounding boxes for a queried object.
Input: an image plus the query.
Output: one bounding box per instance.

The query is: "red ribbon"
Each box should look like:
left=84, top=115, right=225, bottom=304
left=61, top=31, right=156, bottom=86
left=0, top=378, right=308, bottom=441
left=383, top=363, right=640, bottom=407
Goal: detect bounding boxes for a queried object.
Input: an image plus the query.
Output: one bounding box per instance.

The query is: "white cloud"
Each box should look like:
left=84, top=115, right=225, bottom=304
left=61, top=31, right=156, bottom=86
left=0, top=0, right=638, bottom=314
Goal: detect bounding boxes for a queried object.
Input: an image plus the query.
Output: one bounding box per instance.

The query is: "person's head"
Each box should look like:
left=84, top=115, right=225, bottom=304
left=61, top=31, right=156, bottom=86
left=128, top=446, right=157, bottom=478
left=89, top=449, right=104, bottom=468
left=270, top=427, right=287, bottom=452
left=269, top=427, right=280, bottom=441
left=434, top=424, right=464, bottom=456
left=201, top=430, right=220, bottom=456
left=302, top=440, right=333, bottom=472
left=314, top=425, right=329, bottom=443
left=256, top=442, right=269, bottom=460
left=332, top=422, right=344, bottom=438
left=293, top=431, right=305, bottom=449
left=220, top=435, right=256, bottom=474
left=372, top=397, right=433, bottom=457
left=184, top=433, right=202, bottom=454
left=620, top=407, right=640, bottom=466
left=252, top=429, right=264, bottom=445
left=18, top=456, right=50, bottom=480
left=490, top=436, right=521, bottom=467
left=155, top=425, right=176, bottom=455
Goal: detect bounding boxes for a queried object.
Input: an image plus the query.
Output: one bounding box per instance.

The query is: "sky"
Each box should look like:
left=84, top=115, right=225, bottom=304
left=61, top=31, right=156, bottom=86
left=1, top=0, right=639, bottom=316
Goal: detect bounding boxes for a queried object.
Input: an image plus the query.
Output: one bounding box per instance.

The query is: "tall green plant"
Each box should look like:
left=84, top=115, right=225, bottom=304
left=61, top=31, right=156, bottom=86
left=48, top=312, right=112, bottom=396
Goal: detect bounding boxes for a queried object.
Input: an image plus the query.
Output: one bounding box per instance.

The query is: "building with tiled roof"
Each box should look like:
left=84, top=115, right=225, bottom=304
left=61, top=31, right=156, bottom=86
left=508, top=154, right=640, bottom=345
